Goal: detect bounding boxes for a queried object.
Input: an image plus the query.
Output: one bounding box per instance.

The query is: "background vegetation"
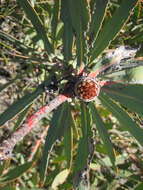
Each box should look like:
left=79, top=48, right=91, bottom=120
left=0, top=0, right=143, bottom=189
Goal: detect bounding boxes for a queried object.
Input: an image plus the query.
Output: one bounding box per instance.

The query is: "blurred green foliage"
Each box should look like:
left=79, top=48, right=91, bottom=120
left=0, top=0, right=143, bottom=189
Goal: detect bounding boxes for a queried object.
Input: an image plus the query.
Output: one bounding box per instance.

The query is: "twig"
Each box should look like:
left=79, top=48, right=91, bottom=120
left=0, top=94, right=69, bottom=161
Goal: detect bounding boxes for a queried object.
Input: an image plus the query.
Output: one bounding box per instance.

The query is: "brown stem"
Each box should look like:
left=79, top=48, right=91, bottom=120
left=0, top=94, right=69, bottom=161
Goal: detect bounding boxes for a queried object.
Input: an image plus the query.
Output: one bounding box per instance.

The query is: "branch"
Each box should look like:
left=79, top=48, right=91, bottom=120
left=0, top=94, right=69, bottom=161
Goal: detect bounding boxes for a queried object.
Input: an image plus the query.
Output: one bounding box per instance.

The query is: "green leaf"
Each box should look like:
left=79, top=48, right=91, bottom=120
left=100, top=93, right=143, bottom=146
left=76, top=27, right=84, bottom=67
left=68, top=0, right=89, bottom=32
left=103, top=83, right=143, bottom=116
left=72, top=103, right=92, bottom=189
left=61, top=0, right=73, bottom=62
left=0, top=161, right=33, bottom=183
left=0, top=78, right=50, bottom=126
left=73, top=103, right=91, bottom=173
left=80, top=102, right=91, bottom=137
left=89, top=0, right=108, bottom=41
left=68, top=0, right=89, bottom=66
left=74, top=138, right=89, bottom=174
left=63, top=110, right=73, bottom=168
left=17, top=0, right=53, bottom=53
left=14, top=105, right=31, bottom=130
left=39, top=103, right=70, bottom=184
left=89, top=103, right=115, bottom=165
left=126, top=66, right=143, bottom=83
left=51, top=0, right=60, bottom=48
left=90, top=0, right=138, bottom=62
left=134, top=183, right=143, bottom=190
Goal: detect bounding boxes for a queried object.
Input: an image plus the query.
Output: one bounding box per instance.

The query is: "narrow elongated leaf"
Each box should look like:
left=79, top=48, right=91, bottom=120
left=63, top=111, right=73, bottom=168
left=17, top=0, right=53, bottom=53
left=68, top=0, right=83, bottom=66
left=14, top=106, right=31, bottom=130
left=73, top=103, right=92, bottom=189
left=89, top=0, right=108, bottom=41
left=73, top=137, right=90, bottom=190
left=90, top=0, right=138, bottom=62
left=0, top=161, right=33, bottom=183
left=51, top=0, right=60, bottom=48
left=76, top=28, right=84, bottom=67
left=73, top=106, right=91, bottom=189
left=68, top=0, right=89, bottom=66
left=61, top=0, right=73, bottom=62
left=68, top=0, right=89, bottom=32
left=100, top=93, right=143, bottom=146
left=81, top=102, right=92, bottom=137
left=74, top=137, right=88, bottom=174
left=0, top=78, right=50, bottom=126
left=126, top=66, right=143, bottom=83
left=103, top=83, right=143, bottom=116
left=73, top=103, right=91, bottom=189
left=89, top=103, right=115, bottom=165
left=39, top=103, right=70, bottom=183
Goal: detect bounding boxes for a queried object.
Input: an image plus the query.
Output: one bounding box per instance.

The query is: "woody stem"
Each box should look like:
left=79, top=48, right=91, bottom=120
left=0, top=94, right=69, bottom=160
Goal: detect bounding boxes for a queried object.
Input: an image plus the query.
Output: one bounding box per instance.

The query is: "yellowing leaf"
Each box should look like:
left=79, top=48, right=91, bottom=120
left=51, top=169, right=70, bottom=189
